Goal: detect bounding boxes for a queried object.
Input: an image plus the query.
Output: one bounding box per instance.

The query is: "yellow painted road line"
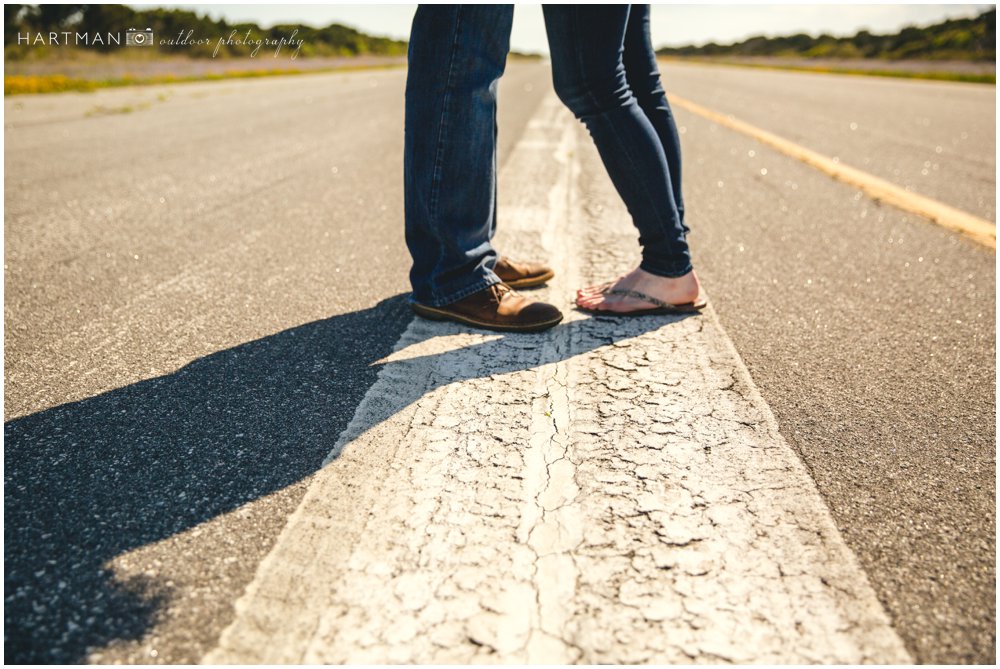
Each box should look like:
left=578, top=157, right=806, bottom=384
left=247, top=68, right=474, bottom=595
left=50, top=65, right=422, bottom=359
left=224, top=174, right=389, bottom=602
left=670, top=95, right=997, bottom=250
left=205, top=95, right=912, bottom=664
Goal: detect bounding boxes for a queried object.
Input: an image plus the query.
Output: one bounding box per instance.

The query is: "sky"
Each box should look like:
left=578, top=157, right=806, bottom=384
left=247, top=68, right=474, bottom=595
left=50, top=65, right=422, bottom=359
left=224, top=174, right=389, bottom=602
left=138, top=4, right=994, bottom=53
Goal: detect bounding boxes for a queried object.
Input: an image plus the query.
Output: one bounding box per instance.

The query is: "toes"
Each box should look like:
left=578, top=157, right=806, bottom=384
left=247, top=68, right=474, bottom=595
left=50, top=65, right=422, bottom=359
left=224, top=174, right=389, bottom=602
left=576, top=293, right=606, bottom=310
left=577, top=275, right=652, bottom=312
left=577, top=280, right=614, bottom=297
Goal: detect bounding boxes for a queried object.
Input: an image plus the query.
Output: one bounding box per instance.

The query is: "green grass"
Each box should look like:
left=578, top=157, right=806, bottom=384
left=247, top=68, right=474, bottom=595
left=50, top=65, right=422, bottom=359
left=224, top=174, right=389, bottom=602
left=4, top=62, right=406, bottom=96
left=661, top=57, right=995, bottom=85
left=86, top=101, right=155, bottom=116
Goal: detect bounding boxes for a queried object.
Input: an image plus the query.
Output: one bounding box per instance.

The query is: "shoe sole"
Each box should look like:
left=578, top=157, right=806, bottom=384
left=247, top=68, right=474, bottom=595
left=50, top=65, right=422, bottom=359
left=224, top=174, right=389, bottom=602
left=411, top=302, right=563, bottom=333
left=575, top=300, right=707, bottom=317
left=500, top=270, right=555, bottom=290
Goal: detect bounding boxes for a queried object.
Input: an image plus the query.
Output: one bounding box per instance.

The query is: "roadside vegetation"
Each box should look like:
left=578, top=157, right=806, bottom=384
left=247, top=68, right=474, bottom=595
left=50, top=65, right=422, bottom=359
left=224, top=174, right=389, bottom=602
left=4, top=64, right=407, bottom=95
left=656, top=8, right=995, bottom=62
left=4, top=4, right=408, bottom=59
left=655, top=9, right=996, bottom=85
left=4, top=4, right=411, bottom=95
left=4, top=5, right=994, bottom=95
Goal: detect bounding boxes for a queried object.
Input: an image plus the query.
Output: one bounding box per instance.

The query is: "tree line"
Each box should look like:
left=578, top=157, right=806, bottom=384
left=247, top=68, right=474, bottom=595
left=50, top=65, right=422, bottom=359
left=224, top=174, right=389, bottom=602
left=656, top=8, right=995, bottom=61
left=4, top=4, right=408, bottom=58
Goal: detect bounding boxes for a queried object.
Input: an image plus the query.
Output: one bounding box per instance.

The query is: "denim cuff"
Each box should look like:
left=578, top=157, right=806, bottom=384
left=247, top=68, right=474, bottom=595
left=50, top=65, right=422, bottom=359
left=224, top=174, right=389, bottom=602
left=417, top=269, right=502, bottom=308
left=639, top=256, right=693, bottom=279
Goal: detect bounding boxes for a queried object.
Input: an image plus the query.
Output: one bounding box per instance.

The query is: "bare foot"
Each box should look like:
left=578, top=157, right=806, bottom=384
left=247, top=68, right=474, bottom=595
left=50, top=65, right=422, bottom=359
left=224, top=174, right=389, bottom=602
left=575, top=267, right=704, bottom=313
left=576, top=274, right=625, bottom=300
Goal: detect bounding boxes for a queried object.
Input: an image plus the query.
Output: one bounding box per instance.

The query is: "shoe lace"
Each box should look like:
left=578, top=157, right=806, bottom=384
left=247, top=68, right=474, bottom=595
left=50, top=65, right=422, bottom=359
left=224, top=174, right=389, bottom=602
left=490, top=283, right=514, bottom=304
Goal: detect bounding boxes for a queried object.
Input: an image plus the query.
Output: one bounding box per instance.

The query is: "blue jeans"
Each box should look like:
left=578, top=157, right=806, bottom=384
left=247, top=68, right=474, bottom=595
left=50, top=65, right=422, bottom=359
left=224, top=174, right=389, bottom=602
left=403, top=5, right=512, bottom=307
left=543, top=4, right=691, bottom=277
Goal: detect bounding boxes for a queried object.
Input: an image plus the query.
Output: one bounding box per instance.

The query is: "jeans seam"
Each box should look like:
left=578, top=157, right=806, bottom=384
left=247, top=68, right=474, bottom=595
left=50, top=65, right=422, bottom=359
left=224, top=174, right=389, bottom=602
left=605, top=116, right=682, bottom=252
left=426, top=6, right=464, bottom=305
left=571, top=6, right=684, bottom=261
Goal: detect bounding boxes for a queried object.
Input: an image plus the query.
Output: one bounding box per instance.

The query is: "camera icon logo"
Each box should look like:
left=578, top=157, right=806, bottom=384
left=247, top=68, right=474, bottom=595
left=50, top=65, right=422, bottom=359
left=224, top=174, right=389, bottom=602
left=126, top=28, right=154, bottom=47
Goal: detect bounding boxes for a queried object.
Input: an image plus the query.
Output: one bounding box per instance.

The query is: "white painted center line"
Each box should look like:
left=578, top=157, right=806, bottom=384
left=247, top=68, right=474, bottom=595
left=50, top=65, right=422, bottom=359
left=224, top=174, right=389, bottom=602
left=203, top=94, right=912, bottom=664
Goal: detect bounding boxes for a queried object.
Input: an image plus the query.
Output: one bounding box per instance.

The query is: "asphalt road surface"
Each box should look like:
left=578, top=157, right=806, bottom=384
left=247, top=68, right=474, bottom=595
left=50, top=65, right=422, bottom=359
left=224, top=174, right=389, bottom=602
left=4, top=62, right=995, bottom=663
left=662, top=61, right=996, bottom=222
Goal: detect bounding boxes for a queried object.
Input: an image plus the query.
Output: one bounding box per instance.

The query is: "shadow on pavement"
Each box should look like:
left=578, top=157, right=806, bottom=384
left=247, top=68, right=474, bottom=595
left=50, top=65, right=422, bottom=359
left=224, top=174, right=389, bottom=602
left=4, top=293, right=691, bottom=662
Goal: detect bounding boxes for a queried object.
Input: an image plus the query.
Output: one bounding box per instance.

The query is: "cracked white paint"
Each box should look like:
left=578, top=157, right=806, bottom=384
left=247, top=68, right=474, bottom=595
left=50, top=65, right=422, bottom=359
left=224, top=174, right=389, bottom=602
left=203, top=94, right=912, bottom=664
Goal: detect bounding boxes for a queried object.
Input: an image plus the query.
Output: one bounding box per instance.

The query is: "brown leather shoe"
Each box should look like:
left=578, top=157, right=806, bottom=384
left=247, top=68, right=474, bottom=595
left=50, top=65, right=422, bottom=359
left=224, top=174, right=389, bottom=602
left=411, top=283, right=563, bottom=332
left=494, top=256, right=555, bottom=289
